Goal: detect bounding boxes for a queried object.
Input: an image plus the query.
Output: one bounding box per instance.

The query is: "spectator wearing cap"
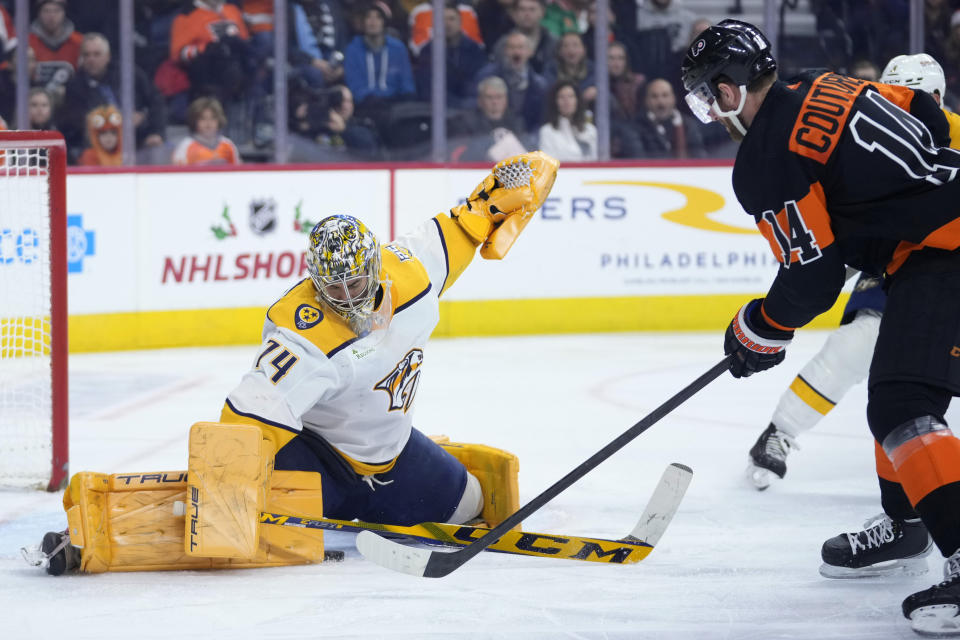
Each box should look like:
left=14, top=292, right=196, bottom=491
left=348, top=1, right=410, bottom=43
left=343, top=4, right=416, bottom=113
left=61, top=33, right=167, bottom=162
left=473, top=29, right=548, bottom=132
left=29, top=0, right=84, bottom=100
left=414, top=1, right=487, bottom=108
left=493, top=0, right=556, bottom=75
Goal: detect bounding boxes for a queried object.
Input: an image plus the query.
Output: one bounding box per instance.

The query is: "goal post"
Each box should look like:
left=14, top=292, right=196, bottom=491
left=0, top=131, right=69, bottom=491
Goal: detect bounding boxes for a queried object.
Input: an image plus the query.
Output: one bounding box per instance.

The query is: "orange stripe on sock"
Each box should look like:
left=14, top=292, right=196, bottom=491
left=874, top=440, right=898, bottom=482
left=889, top=433, right=960, bottom=505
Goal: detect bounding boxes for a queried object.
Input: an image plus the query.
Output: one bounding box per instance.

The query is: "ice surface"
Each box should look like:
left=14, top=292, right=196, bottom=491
left=0, top=332, right=943, bottom=639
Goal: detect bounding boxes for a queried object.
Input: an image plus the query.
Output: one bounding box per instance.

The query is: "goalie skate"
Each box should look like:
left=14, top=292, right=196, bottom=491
left=21, top=530, right=80, bottom=576
left=819, top=514, right=932, bottom=579
left=904, top=551, right=960, bottom=637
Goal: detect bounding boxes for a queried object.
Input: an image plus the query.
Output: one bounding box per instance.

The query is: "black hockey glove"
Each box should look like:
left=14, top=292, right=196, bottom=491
left=724, top=298, right=794, bottom=378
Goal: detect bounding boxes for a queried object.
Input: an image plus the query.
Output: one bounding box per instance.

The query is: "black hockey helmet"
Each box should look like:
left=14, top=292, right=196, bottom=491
left=681, top=20, right=776, bottom=123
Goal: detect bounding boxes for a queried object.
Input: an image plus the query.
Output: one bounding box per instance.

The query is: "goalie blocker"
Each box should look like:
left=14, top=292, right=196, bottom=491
left=27, top=423, right=519, bottom=574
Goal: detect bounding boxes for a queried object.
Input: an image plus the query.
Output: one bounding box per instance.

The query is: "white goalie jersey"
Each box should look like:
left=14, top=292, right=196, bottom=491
left=221, top=214, right=479, bottom=471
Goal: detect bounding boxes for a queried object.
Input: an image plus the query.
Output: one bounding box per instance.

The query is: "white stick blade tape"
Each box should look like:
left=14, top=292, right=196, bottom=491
left=628, top=462, right=693, bottom=547
left=355, top=530, right=433, bottom=577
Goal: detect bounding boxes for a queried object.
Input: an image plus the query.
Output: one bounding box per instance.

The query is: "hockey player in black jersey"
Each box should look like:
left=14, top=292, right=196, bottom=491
left=745, top=53, right=960, bottom=493
left=682, top=19, right=960, bottom=636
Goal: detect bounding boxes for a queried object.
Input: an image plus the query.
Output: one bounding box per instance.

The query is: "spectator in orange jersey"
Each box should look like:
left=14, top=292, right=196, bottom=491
left=407, top=1, right=484, bottom=56
left=239, top=0, right=278, bottom=63
left=172, top=97, right=241, bottom=166
left=169, top=0, right=251, bottom=103
left=29, top=0, right=84, bottom=101
left=78, top=105, right=123, bottom=167
left=240, top=0, right=274, bottom=35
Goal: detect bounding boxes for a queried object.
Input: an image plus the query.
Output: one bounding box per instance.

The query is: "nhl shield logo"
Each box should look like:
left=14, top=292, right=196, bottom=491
left=249, top=198, right=277, bottom=235
left=374, top=349, right=424, bottom=412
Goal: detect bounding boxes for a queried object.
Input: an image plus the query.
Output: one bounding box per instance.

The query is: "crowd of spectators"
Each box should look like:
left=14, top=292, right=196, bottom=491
left=0, top=0, right=958, bottom=165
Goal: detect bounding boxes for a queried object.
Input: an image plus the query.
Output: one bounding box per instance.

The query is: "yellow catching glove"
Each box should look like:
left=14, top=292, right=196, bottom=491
left=450, top=151, right=559, bottom=259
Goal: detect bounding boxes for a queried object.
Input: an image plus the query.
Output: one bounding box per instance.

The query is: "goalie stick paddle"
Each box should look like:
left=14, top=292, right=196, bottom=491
left=259, top=462, right=691, bottom=565
left=357, top=357, right=731, bottom=577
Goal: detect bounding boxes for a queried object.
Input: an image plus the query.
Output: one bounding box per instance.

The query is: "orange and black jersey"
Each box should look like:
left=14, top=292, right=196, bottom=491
left=733, top=70, right=959, bottom=330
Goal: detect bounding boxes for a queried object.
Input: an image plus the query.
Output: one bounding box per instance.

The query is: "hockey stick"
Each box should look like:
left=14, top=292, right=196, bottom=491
left=357, top=356, right=731, bottom=577
left=261, top=462, right=692, bottom=565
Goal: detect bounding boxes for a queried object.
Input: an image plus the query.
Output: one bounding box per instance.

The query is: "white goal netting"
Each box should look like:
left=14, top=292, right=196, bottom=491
left=0, top=144, right=59, bottom=489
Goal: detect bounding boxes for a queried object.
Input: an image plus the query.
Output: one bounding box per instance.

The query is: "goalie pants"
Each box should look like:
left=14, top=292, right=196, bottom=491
left=273, top=427, right=468, bottom=526
left=867, top=252, right=960, bottom=557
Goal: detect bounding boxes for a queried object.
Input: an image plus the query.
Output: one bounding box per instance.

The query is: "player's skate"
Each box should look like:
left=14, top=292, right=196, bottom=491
left=20, top=530, right=80, bottom=576
left=819, top=514, right=932, bottom=578
left=904, top=550, right=960, bottom=637
left=746, top=423, right=796, bottom=490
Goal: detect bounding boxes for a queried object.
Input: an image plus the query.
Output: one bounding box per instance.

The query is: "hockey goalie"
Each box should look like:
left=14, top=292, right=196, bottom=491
left=24, top=151, right=559, bottom=575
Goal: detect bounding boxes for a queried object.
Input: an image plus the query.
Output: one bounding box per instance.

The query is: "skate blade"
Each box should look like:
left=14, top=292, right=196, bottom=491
left=20, top=545, right=49, bottom=569
left=818, top=556, right=930, bottom=579
left=745, top=463, right=775, bottom=491
left=911, top=605, right=960, bottom=637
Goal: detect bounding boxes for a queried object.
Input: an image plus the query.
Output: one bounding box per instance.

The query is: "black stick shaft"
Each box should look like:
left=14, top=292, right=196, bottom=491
left=424, top=356, right=732, bottom=576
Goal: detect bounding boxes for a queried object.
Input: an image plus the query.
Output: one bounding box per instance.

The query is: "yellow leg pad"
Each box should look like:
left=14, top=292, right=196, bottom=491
left=435, top=439, right=520, bottom=530
left=62, top=468, right=324, bottom=573
left=186, top=422, right=272, bottom=558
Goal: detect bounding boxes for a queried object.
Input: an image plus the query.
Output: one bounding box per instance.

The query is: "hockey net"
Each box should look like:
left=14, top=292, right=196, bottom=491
left=0, top=131, right=68, bottom=491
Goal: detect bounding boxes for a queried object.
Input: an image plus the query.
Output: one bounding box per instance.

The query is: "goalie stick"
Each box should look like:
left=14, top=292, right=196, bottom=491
left=260, top=462, right=691, bottom=565
left=356, top=356, right=732, bottom=577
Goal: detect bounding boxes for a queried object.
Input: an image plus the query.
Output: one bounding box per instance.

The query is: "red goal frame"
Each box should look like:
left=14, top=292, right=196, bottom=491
left=0, top=131, right=69, bottom=490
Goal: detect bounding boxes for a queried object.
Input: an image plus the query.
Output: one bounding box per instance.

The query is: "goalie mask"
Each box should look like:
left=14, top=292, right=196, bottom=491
left=307, top=215, right=386, bottom=334
left=681, top=20, right=776, bottom=132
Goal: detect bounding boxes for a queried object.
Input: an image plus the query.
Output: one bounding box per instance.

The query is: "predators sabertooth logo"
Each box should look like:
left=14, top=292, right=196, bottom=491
left=374, top=349, right=424, bottom=412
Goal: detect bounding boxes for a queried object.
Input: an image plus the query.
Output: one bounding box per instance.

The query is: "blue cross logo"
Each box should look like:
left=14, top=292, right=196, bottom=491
left=67, top=214, right=95, bottom=274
